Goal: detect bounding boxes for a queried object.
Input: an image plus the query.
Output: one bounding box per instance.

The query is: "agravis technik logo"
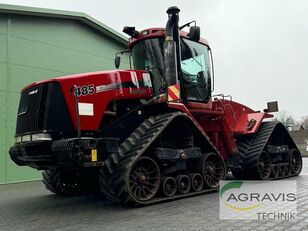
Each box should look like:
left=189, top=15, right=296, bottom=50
left=220, top=181, right=261, bottom=211
left=219, top=180, right=297, bottom=220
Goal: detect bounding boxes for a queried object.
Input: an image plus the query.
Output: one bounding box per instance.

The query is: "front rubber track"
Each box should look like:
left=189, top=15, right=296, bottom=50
left=99, top=112, right=221, bottom=205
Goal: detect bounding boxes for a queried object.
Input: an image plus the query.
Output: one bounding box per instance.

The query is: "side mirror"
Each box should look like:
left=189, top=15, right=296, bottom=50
left=189, top=26, right=200, bottom=42
left=115, top=56, right=121, bottom=69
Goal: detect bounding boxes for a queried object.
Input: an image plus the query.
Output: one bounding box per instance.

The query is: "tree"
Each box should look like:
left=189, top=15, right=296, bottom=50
left=301, top=115, right=308, bottom=129
left=274, top=110, right=297, bottom=127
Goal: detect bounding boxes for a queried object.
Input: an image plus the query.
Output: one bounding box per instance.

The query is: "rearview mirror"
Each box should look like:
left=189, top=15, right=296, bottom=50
left=115, top=56, right=121, bottom=69
left=189, top=26, right=200, bottom=42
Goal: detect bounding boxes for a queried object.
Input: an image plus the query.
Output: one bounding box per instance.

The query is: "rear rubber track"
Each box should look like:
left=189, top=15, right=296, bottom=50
left=234, top=121, right=302, bottom=180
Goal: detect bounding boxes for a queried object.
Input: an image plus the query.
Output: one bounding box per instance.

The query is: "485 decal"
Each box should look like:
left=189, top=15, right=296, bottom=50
left=72, top=85, right=95, bottom=97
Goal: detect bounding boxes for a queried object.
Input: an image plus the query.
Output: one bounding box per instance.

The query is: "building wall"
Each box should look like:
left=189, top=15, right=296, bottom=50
left=289, top=130, right=308, bottom=157
left=0, top=13, right=128, bottom=183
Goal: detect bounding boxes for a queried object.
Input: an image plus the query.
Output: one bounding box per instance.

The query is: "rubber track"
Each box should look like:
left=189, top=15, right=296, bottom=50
left=235, top=121, right=301, bottom=180
left=42, top=169, right=62, bottom=194
left=99, top=112, right=217, bottom=205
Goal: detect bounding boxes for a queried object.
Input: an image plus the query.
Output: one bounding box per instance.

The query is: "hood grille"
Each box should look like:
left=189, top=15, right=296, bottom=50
left=16, top=84, right=46, bottom=134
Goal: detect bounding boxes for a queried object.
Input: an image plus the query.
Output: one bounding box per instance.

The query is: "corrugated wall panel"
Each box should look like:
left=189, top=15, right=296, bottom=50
left=1, top=14, right=128, bottom=183
left=0, top=15, right=7, bottom=183
left=0, top=91, right=6, bottom=182
left=0, top=35, right=6, bottom=63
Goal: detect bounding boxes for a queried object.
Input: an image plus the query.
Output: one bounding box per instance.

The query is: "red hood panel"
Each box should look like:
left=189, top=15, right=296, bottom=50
left=22, top=70, right=153, bottom=131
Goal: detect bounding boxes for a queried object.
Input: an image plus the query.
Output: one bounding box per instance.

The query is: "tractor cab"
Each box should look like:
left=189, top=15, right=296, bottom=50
left=117, top=8, right=213, bottom=104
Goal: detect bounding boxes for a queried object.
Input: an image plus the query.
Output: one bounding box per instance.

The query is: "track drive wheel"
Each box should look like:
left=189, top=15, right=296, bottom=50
left=42, top=169, right=87, bottom=195
left=128, top=157, right=160, bottom=203
left=202, top=152, right=226, bottom=188
left=289, top=149, right=302, bottom=175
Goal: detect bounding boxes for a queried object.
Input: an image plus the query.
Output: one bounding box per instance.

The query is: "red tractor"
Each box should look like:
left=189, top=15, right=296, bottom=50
left=10, top=6, right=302, bottom=205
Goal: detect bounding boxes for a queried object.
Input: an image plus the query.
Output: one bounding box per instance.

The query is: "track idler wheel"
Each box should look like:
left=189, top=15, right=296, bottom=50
left=202, top=153, right=226, bottom=188
left=176, top=175, right=191, bottom=194
left=162, top=177, right=177, bottom=197
left=190, top=173, right=204, bottom=192
left=289, top=149, right=302, bottom=175
left=270, top=164, right=279, bottom=178
left=128, top=157, right=160, bottom=202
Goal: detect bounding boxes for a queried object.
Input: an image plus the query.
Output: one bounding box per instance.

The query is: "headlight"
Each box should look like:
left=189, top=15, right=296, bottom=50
left=32, top=133, right=52, bottom=141
left=15, top=133, right=52, bottom=143
left=21, top=135, right=31, bottom=142
left=15, top=136, right=22, bottom=143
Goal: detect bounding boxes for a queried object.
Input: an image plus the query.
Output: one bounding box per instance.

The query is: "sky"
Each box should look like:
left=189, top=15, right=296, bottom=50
left=1, top=0, right=307, bottom=121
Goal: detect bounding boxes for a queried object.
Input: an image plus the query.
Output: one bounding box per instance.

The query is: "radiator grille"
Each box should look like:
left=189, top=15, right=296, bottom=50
left=16, top=84, right=46, bottom=134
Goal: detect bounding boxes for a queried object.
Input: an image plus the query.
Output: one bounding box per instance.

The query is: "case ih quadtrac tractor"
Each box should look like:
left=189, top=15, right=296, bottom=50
left=10, top=7, right=302, bottom=205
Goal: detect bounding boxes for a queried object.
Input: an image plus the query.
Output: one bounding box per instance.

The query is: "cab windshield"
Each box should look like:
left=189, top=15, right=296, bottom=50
left=132, top=37, right=211, bottom=101
left=181, top=38, right=211, bottom=102
left=132, top=38, right=165, bottom=95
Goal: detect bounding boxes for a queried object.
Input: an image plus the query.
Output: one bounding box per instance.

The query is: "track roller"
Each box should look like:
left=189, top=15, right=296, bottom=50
left=190, top=173, right=204, bottom=192
left=202, top=152, right=225, bottom=188
left=128, top=157, right=160, bottom=202
left=285, top=163, right=292, bottom=175
left=176, top=175, right=191, bottom=194
left=278, top=164, right=286, bottom=177
left=270, top=164, right=279, bottom=178
left=161, top=177, right=177, bottom=197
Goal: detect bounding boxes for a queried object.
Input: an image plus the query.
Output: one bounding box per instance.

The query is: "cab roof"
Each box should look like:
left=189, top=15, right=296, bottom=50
left=128, top=27, right=209, bottom=49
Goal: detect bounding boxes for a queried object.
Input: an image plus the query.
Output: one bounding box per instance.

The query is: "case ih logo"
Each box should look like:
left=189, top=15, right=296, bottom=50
left=28, top=89, right=38, bottom=95
left=219, top=181, right=297, bottom=220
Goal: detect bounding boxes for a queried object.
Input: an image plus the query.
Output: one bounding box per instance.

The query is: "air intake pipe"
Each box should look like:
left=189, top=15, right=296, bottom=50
left=164, top=6, right=180, bottom=87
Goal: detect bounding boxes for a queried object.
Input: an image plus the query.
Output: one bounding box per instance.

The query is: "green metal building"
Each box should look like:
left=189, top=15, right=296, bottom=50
left=0, top=4, right=128, bottom=183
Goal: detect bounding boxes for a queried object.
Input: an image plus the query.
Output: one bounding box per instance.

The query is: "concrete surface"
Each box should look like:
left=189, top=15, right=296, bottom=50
left=0, top=159, right=308, bottom=231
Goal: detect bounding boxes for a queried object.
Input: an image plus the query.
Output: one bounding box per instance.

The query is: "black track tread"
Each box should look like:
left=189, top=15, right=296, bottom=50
left=99, top=111, right=220, bottom=205
left=42, top=169, right=62, bottom=194
left=99, top=112, right=176, bottom=203
left=43, top=169, right=98, bottom=195
left=233, top=121, right=302, bottom=180
left=231, top=137, right=253, bottom=179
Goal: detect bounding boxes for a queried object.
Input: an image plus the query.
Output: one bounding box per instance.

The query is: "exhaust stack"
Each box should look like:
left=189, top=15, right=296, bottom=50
left=164, top=6, right=180, bottom=88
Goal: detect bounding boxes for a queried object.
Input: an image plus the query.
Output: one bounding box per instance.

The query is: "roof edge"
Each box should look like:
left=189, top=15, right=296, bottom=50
left=0, top=3, right=128, bottom=46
